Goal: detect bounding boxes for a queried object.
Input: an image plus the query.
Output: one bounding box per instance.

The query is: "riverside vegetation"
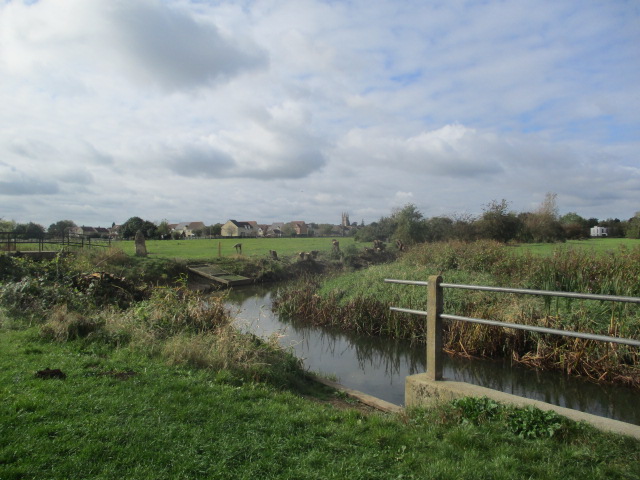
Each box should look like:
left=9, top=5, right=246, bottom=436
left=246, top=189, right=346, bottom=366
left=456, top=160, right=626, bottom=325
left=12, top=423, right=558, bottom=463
left=1, top=247, right=639, bottom=478
left=274, top=240, right=640, bottom=389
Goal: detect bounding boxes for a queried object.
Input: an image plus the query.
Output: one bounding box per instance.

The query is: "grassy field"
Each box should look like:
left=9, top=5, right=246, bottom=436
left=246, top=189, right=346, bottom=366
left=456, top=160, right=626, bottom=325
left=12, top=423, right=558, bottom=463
left=516, top=238, right=640, bottom=255
left=6, top=236, right=639, bottom=262
left=1, top=327, right=638, bottom=480
left=114, top=237, right=357, bottom=260
left=86, top=237, right=640, bottom=262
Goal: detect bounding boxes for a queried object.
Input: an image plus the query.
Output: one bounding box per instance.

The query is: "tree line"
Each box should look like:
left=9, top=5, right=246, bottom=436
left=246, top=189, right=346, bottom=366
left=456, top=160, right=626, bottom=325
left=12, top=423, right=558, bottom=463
left=2, top=194, right=639, bottom=243
left=354, top=195, right=640, bottom=246
left=0, top=218, right=224, bottom=241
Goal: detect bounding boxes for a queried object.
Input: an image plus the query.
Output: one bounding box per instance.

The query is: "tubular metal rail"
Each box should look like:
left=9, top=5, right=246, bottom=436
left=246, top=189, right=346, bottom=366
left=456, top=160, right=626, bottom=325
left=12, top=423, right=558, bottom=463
left=385, top=276, right=640, bottom=380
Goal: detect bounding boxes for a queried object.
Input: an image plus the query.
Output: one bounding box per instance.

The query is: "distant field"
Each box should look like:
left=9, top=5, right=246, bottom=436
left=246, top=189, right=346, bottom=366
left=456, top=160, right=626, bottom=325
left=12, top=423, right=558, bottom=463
left=115, top=237, right=358, bottom=260
left=6, top=236, right=638, bottom=260
left=515, top=238, right=640, bottom=255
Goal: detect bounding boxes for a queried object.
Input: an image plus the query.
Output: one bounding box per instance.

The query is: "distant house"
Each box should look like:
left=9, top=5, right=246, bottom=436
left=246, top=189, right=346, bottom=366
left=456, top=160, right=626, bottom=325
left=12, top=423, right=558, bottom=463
left=256, top=224, right=271, bottom=237
left=221, top=220, right=257, bottom=237
left=290, top=221, right=309, bottom=236
left=590, top=226, right=608, bottom=237
left=172, top=222, right=206, bottom=238
left=270, top=222, right=285, bottom=237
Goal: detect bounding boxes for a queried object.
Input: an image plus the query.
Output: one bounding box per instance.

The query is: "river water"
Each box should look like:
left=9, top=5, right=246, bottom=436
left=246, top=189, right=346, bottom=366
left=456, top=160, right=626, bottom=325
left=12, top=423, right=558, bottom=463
left=223, top=284, right=639, bottom=425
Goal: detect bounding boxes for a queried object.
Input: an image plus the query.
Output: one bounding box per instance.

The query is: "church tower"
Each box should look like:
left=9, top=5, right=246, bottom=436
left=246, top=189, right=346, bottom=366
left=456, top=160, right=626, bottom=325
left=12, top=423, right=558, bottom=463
left=341, top=212, right=350, bottom=227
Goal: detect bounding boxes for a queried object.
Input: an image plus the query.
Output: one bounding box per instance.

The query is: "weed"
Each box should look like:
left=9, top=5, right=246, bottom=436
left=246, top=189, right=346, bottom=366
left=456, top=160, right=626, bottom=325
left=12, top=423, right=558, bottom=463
left=449, top=397, right=566, bottom=439
left=40, top=304, right=104, bottom=342
left=507, top=406, right=565, bottom=439
left=450, top=396, right=503, bottom=425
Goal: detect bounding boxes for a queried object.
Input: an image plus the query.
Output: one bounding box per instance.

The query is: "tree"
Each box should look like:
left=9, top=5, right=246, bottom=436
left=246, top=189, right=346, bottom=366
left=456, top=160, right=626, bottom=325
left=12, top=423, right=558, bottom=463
left=599, top=218, right=624, bottom=238
left=48, top=220, right=76, bottom=238
left=450, top=213, right=478, bottom=242
left=625, top=213, right=640, bottom=239
left=0, top=218, right=16, bottom=232
left=317, top=224, right=334, bottom=237
left=560, top=212, right=588, bottom=239
left=156, top=220, right=172, bottom=239
left=521, top=193, right=565, bottom=243
left=120, top=217, right=158, bottom=240
left=15, top=222, right=45, bottom=239
left=391, top=204, right=427, bottom=246
left=210, top=223, right=222, bottom=237
left=424, top=216, right=454, bottom=242
left=477, top=199, right=520, bottom=243
left=282, top=223, right=296, bottom=237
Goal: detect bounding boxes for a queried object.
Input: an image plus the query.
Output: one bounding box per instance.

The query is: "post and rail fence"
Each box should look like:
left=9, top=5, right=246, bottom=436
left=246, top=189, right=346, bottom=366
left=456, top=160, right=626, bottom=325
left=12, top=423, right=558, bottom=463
left=385, top=275, right=640, bottom=382
left=1, top=231, right=111, bottom=253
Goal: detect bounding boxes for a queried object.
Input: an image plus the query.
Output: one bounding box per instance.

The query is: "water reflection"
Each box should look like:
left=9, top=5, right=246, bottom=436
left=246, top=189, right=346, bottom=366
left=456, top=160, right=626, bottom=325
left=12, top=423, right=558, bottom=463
left=223, top=285, right=639, bottom=425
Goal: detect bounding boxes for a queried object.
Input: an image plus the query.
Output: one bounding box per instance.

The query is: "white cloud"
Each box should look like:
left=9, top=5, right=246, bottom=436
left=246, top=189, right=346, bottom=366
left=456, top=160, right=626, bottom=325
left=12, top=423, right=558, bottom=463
left=0, top=0, right=267, bottom=91
left=0, top=0, right=638, bottom=226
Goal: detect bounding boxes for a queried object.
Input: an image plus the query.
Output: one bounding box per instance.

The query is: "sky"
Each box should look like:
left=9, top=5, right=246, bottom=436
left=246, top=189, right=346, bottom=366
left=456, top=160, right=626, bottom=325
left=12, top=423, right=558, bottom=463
left=1, top=0, right=639, bottom=228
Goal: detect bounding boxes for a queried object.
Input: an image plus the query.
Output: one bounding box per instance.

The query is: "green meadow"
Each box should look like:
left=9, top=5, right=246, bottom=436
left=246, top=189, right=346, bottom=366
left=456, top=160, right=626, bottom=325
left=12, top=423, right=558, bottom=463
left=109, top=236, right=640, bottom=261
left=115, top=237, right=357, bottom=260
left=516, top=238, right=640, bottom=256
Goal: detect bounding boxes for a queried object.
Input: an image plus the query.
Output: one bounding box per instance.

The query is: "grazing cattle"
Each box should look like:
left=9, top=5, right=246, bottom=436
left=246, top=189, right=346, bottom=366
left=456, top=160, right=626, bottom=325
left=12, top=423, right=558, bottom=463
left=233, top=243, right=242, bottom=254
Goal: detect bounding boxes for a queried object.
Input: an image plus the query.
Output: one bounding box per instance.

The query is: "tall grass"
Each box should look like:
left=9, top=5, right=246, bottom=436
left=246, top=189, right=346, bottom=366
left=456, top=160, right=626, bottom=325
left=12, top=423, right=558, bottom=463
left=0, top=249, right=305, bottom=388
left=274, top=241, right=640, bottom=387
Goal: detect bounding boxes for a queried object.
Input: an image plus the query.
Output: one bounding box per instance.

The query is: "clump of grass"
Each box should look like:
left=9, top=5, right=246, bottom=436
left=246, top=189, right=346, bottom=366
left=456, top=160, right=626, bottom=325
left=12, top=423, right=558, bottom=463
left=40, top=304, right=104, bottom=342
left=129, top=285, right=230, bottom=339
left=162, top=328, right=303, bottom=387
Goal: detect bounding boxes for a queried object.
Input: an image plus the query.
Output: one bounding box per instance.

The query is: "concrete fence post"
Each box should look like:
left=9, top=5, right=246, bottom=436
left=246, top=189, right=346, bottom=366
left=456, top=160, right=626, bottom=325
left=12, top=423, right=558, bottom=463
left=426, top=275, right=443, bottom=381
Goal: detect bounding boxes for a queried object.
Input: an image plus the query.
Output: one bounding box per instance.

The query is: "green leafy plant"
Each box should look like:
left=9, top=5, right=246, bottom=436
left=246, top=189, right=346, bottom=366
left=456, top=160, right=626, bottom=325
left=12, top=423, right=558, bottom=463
left=450, top=396, right=503, bottom=425
left=507, top=405, right=565, bottom=439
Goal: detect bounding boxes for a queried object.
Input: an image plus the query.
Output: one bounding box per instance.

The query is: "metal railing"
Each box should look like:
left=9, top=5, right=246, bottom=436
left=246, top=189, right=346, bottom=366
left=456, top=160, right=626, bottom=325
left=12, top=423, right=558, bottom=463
left=385, top=275, right=640, bottom=381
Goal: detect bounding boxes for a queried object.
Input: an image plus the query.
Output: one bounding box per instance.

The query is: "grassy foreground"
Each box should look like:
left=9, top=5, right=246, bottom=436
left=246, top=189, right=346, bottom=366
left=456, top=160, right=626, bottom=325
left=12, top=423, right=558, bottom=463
left=1, top=327, right=639, bottom=480
left=1, top=250, right=639, bottom=479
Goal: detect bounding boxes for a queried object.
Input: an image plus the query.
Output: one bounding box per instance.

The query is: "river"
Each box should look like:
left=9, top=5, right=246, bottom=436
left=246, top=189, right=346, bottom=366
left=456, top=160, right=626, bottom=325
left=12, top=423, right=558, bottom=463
left=223, top=284, right=639, bottom=425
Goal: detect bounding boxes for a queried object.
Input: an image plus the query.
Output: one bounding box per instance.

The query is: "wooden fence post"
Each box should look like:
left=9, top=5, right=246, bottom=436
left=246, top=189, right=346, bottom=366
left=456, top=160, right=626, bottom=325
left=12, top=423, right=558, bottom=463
left=426, top=275, right=443, bottom=381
